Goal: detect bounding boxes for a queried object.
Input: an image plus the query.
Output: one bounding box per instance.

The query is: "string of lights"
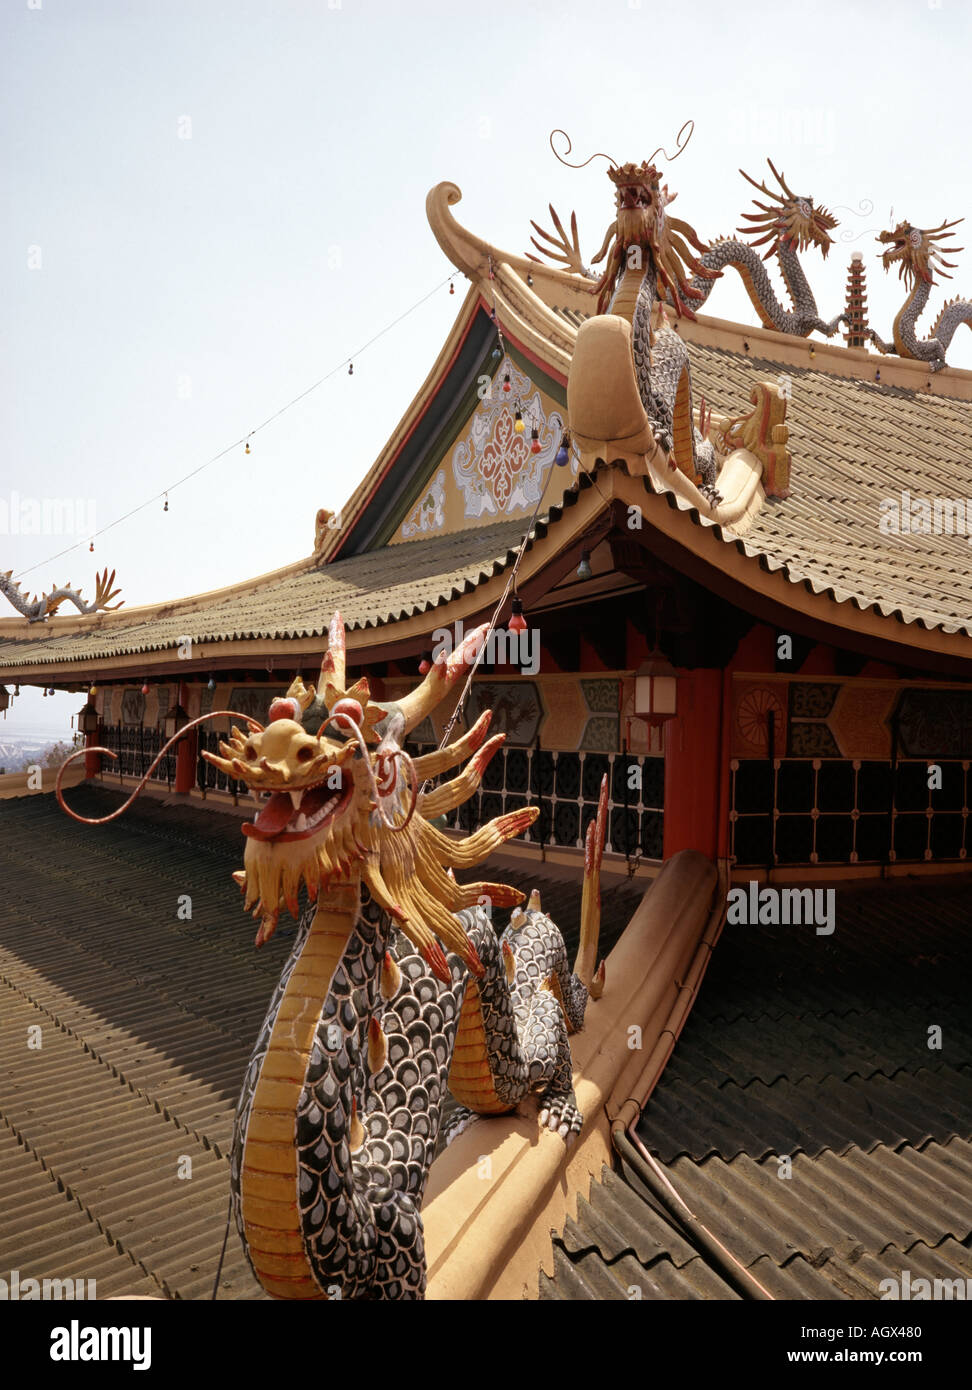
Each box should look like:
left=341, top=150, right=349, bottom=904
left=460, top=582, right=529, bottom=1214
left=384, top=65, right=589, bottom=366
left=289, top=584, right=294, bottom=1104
left=14, top=272, right=460, bottom=583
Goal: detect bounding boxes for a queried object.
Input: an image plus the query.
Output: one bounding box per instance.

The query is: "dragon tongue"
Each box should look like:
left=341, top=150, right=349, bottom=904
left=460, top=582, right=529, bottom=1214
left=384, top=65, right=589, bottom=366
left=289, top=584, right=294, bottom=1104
left=253, top=791, right=295, bottom=835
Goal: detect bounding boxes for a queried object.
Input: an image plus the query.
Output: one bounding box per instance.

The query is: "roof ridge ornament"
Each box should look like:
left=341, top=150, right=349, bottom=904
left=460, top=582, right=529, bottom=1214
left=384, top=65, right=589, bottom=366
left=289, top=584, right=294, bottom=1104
left=868, top=216, right=972, bottom=370
left=0, top=566, right=123, bottom=624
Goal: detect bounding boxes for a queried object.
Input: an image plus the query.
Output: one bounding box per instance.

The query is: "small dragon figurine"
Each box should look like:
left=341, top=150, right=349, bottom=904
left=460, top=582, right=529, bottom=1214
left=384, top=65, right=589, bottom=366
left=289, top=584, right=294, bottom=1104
left=869, top=217, right=972, bottom=371
left=444, top=776, right=607, bottom=1147
left=0, top=567, right=122, bottom=623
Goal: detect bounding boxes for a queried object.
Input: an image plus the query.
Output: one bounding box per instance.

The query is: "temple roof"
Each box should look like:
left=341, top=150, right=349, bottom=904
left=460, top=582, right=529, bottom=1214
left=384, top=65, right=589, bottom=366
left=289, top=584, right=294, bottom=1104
left=670, top=336, right=972, bottom=638
left=4, top=181, right=972, bottom=676
left=0, top=518, right=530, bottom=671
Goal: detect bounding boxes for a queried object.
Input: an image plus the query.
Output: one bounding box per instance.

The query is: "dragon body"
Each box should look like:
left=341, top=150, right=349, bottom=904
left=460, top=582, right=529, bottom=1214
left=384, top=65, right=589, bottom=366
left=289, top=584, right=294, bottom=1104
left=583, top=159, right=722, bottom=498
left=869, top=218, right=972, bottom=371
left=0, top=568, right=122, bottom=623
left=195, top=613, right=603, bottom=1299
left=447, top=780, right=607, bottom=1144
left=684, top=161, right=845, bottom=338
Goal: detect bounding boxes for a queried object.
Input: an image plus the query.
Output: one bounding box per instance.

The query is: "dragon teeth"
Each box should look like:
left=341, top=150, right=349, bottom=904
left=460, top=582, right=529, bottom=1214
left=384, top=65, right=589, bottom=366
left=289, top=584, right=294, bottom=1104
left=288, top=790, right=303, bottom=811
left=294, top=813, right=308, bottom=832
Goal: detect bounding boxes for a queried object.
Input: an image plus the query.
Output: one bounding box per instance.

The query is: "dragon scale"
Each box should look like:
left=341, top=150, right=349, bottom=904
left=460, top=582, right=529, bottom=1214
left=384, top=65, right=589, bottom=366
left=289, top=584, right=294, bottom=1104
left=686, top=236, right=845, bottom=337
left=233, top=878, right=469, bottom=1299
left=607, top=257, right=718, bottom=492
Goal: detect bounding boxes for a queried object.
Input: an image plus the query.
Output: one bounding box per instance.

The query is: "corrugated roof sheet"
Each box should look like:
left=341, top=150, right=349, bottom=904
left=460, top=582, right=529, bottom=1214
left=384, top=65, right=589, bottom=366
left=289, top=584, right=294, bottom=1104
left=0, top=784, right=642, bottom=1298
left=544, top=877, right=972, bottom=1300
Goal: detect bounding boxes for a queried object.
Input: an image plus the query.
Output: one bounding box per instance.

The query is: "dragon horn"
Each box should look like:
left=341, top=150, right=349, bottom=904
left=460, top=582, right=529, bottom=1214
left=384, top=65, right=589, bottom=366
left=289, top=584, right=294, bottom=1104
left=739, top=165, right=784, bottom=205
left=387, top=623, right=489, bottom=735
left=574, top=773, right=608, bottom=989
left=765, top=158, right=796, bottom=202
left=927, top=217, right=964, bottom=237
left=419, top=733, right=507, bottom=820
left=320, top=611, right=347, bottom=695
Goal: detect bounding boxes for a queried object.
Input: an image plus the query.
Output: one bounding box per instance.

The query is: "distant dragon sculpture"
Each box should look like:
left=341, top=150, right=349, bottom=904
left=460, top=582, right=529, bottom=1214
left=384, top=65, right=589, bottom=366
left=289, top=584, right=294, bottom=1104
left=530, top=157, right=845, bottom=339
left=530, top=151, right=840, bottom=503
left=869, top=217, right=972, bottom=371
left=57, top=613, right=605, bottom=1299
left=684, top=160, right=846, bottom=338
left=0, top=567, right=122, bottom=623
left=576, top=156, right=724, bottom=498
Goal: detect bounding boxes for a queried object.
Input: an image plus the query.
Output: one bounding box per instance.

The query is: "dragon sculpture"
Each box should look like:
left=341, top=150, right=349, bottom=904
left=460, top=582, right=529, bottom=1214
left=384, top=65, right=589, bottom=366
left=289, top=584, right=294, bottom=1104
left=573, top=156, right=725, bottom=499
left=869, top=217, right=972, bottom=371
left=190, top=613, right=606, bottom=1299
left=0, top=567, right=122, bottom=623
left=683, top=160, right=846, bottom=338
left=531, top=158, right=845, bottom=340
left=531, top=155, right=839, bottom=503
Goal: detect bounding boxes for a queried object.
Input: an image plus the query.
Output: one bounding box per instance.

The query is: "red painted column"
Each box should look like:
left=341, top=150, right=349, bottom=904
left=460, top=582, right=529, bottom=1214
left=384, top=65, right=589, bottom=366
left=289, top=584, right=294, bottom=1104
left=174, top=681, right=196, bottom=795
left=662, top=668, right=724, bottom=860
left=84, top=726, right=101, bottom=779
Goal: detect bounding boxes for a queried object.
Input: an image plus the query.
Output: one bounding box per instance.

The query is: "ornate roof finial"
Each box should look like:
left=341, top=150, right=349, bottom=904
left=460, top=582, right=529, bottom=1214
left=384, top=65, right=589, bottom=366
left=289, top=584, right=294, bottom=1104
left=843, top=252, right=870, bottom=348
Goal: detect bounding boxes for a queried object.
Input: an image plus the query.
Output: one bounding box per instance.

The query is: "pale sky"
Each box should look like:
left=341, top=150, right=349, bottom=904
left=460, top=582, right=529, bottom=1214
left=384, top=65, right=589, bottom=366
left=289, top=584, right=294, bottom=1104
left=3, top=0, right=971, bottom=737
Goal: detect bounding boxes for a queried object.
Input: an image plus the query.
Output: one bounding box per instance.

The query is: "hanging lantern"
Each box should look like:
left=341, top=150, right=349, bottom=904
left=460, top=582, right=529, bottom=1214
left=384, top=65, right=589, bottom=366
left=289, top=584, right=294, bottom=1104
left=163, top=702, right=189, bottom=740
left=513, top=409, right=524, bottom=435
left=141, top=682, right=150, bottom=696
left=634, top=649, right=679, bottom=727
left=348, top=362, right=354, bottom=376
left=502, top=372, right=511, bottom=393
left=245, top=442, right=251, bottom=455
left=79, top=701, right=100, bottom=737
left=418, top=652, right=432, bottom=676
left=509, top=597, right=528, bottom=634
left=89, top=541, right=94, bottom=552
left=576, top=550, right=592, bottom=582
left=163, top=494, right=169, bottom=512
left=490, top=347, right=501, bottom=361
left=89, top=685, right=98, bottom=698
left=555, top=431, right=571, bottom=467
left=449, top=280, right=455, bottom=295
left=530, top=427, right=541, bottom=455
left=207, top=676, right=216, bottom=692
left=14, top=684, right=20, bottom=697
left=48, top=687, right=56, bottom=696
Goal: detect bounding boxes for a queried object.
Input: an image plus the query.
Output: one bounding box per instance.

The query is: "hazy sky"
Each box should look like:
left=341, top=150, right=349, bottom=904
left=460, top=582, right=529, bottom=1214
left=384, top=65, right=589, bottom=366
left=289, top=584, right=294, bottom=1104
left=3, top=0, right=971, bottom=737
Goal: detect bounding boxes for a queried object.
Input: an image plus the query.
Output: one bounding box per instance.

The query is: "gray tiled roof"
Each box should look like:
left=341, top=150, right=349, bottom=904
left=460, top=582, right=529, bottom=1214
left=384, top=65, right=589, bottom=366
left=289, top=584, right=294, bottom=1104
left=0, top=785, right=643, bottom=1299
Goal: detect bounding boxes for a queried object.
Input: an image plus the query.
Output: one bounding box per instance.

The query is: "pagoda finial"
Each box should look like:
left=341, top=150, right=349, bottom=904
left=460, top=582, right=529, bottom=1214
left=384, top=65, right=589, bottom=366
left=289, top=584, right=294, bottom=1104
left=843, top=251, right=870, bottom=348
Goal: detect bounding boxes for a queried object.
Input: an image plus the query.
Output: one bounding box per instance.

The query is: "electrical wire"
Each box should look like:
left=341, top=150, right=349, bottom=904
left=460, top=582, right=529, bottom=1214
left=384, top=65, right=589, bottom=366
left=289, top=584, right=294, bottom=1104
left=14, top=273, right=457, bottom=583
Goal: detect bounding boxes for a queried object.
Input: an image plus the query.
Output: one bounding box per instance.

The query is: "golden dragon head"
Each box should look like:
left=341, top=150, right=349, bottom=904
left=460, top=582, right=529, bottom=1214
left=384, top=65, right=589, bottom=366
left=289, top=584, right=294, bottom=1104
left=738, top=159, right=838, bottom=260
left=590, top=159, right=717, bottom=317
left=876, top=217, right=964, bottom=287
left=203, top=613, right=538, bottom=980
